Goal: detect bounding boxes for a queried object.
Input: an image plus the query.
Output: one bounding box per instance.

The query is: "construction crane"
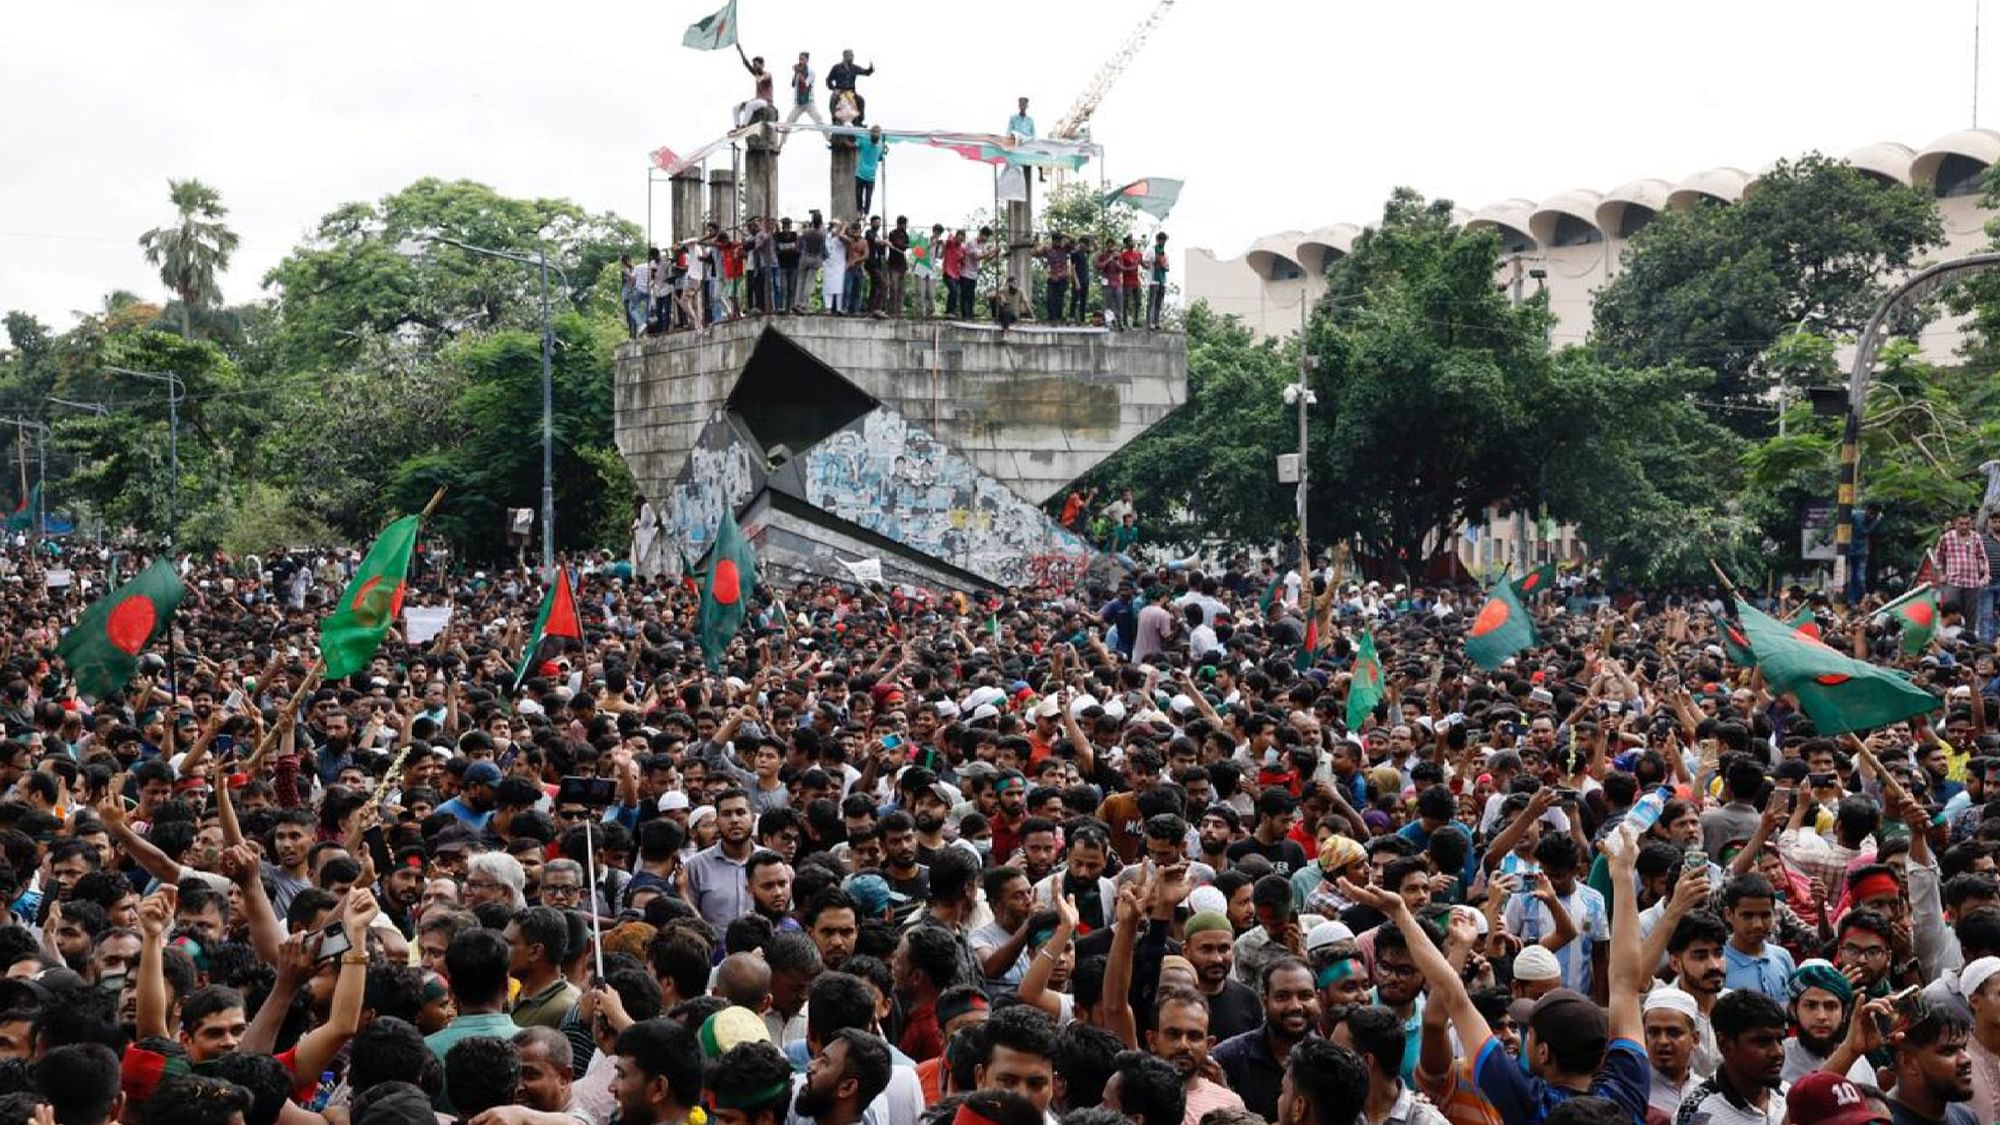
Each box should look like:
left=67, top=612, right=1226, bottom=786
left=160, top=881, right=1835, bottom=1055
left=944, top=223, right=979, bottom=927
left=1046, top=0, right=1177, bottom=192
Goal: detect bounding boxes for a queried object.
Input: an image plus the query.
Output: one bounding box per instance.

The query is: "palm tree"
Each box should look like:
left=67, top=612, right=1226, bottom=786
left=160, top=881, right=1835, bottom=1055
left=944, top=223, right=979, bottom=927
left=138, top=179, right=239, bottom=338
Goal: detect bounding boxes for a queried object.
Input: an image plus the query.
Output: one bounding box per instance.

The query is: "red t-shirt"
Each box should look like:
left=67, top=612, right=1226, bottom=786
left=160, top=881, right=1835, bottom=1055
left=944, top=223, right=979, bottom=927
left=1119, top=249, right=1142, bottom=287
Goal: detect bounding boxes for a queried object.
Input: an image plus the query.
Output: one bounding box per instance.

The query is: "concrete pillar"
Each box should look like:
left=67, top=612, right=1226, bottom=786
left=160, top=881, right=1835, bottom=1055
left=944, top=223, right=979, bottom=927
left=669, top=171, right=704, bottom=245
left=708, top=170, right=738, bottom=235
left=1005, top=172, right=1034, bottom=294
left=829, top=139, right=859, bottom=225
left=744, top=125, right=780, bottom=226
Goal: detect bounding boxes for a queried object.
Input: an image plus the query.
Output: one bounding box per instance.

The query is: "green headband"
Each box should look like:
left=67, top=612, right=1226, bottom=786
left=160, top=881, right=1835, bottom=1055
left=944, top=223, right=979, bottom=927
left=707, top=1080, right=793, bottom=1111
left=1315, top=960, right=1358, bottom=989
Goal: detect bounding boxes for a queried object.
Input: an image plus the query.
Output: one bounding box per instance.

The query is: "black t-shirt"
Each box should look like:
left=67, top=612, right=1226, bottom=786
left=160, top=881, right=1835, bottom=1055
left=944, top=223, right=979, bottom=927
left=1206, top=978, right=1264, bottom=1041
left=888, top=228, right=910, bottom=270
left=776, top=230, right=800, bottom=268
left=1226, top=836, right=1311, bottom=878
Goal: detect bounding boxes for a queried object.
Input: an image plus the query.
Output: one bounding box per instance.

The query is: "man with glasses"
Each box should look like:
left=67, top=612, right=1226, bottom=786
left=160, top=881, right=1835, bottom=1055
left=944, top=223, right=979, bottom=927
left=540, top=859, right=587, bottom=912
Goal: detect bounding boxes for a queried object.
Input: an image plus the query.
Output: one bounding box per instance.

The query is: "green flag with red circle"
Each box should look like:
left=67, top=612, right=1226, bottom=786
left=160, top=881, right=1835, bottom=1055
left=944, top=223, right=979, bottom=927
left=1346, top=629, right=1384, bottom=730
left=1735, top=597, right=1936, bottom=734
left=1874, top=584, right=1940, bottom=656
left=1509, top=562, right=1556, bottom=602
left=699, top=506, right=757, bottom=671
left=57, top=558, right=184, bottom=701
left=1465, top=580, right=1537, bottom=671
left=321, top=515, right=420, bottom=679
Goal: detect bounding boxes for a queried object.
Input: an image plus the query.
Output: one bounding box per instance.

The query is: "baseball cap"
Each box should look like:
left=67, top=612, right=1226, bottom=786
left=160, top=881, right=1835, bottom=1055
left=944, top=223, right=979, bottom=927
left=463, top=761, right=503, bottom=787
left=1527, top=987, right=1609, bottom=1062
left=1786, top=1072, right=1889, bottom=1125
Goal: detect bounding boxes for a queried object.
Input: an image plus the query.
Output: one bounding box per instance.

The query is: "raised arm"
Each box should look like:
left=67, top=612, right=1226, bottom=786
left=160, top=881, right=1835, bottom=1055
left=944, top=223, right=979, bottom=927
left=1016, top=889, right=1077, bottom=1021
left=221, top=843, right=285, bottom=965
left=1638, top=869, right=1712, bottom=984
left=1339, top=876, right=1490, bottom=1060
left=1101, top=873, right=1150, bottom=1048
left=289, top=889, right=376, bottom=1080
left=135, top=885, right=176, bottom=1042
left=1602, top=824, right=1644, bottom=1043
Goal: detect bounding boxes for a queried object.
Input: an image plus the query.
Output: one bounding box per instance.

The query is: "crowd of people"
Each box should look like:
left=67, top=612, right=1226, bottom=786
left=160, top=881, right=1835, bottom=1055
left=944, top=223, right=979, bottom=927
left=1, top=537, right=1997, bottom=1125
left=619, top=222, right=1171, bottom=336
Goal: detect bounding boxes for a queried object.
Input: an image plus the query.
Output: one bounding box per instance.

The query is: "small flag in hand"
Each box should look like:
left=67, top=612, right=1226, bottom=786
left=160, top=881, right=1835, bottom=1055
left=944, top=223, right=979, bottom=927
left=514, top=566, right=583, bottom=691
left=682, top=0, right=738, bottom=50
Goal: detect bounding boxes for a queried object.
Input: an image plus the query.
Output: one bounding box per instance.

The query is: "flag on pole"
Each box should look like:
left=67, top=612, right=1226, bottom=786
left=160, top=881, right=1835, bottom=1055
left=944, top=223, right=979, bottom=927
left=682, top=0, right=738, bottom=50
left=5, top=483, right=39, bottom=532
left=56, top=559, right=184, bottom=700
left=1102, top=178, right=1184, bottom=222
left=1735, top=597, right=1937, bottom=735
left=650, top=146, right=683, bottom=174
left=1510, top=562, right=1556, bottom=601
left=514, top=566, right=583, bottom=690
left=1294, top=615, right=1321, bottom=672
left=1875, top=584, right=1941, bottom=655
left=1465, top=580, right=1537, bottom=671
left=1346, top=630, right=1384, bottom=731
left=321, top=515, right=420, bottom=679
left=698, top=507, right=756, bottom=671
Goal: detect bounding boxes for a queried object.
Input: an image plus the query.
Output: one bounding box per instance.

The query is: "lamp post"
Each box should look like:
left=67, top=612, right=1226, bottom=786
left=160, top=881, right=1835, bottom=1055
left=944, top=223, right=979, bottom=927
left=105, top=366, right=185, bottom=549
left=1284, top=297, right=1319, bottom=568
left=1830, top=252, right=2000, bottom=596
left=422, top=236, right=570, bottom=578
left=0, top=418, right=49, bottom=543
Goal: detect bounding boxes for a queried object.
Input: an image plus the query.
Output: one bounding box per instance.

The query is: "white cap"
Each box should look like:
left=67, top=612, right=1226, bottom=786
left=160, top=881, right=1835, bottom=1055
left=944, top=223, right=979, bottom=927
left=1305, top=920, right=1355, bottom=952
left=1513, top=945, right=1562, bottom=982
left=970, top=703, right=1001, bottom=722
left=1963, top=956, right=2000, bottom=998
left=659, top=791, right=691, bottom=812
left=1644, top=986, right=1700, bottom=1021
left=1185, top=886, right=1228, bottom=915
left=1034, top=697, right=1063, bottom=719
left=1101, top=698, right=1127, bottom=722
left=1069, top=693, right=1099, bottom=719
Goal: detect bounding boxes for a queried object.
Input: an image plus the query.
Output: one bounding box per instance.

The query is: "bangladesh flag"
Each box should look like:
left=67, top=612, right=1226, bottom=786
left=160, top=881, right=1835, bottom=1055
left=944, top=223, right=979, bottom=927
left=1259, top=574, right=1282, bottom=615
left=1466, top=580, right=1537, bottom=671
left=321, top=515, right=420, bottom=679
left=1102, top=178, right=1184, bottom=222
left=1510, top=562, right=1556, bottom=601
left=681, top=0, right=737, bottom=50
left=1735, top=597, right=1937, bottom=735
left=513, top=566, right=583, bottom=691
left=57, top=559, right=184, bottom=700
left=1294, top=615, right=1321, bottom=672
left=4, top=483, right=39, bottom=532
left=698, top=507, right=757, bottom=671
left=1875, top=585, right=1940, bottom=656
left=1346, top=630, right=1384, bottom=731
left=1787, top=604, right=1820, bottom=641
left=1720, top=615, right=1756, bottom=666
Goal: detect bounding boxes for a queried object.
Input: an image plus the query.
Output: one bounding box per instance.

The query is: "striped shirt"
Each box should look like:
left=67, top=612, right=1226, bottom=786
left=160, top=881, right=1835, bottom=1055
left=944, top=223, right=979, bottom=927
left=1417, top=1058, right=1501, bottom=1125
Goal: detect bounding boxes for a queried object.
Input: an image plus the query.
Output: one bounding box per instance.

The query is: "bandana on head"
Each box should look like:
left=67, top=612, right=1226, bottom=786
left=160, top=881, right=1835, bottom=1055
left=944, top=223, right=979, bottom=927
left=1848, top=871, right=1901, bottom=904
left=1788, top=959, right=1853, bottom=1005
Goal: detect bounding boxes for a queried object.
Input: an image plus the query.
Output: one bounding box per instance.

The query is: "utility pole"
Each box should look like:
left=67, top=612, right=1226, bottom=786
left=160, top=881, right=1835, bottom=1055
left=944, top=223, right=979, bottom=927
left=106, top=366, right=185, bottom=548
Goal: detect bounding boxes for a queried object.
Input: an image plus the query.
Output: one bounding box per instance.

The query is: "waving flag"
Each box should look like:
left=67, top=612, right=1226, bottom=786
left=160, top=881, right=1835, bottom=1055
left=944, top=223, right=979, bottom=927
left=1346, top=630, right=1384, bottom=730
left=321, top=516, right=420, bottom=679
left=1103, top=178, right=1184, bottom=222
left=513, top=566, right=583, bottom=691
left=1736, top=598, right=1936, bottom=734
left=57, top=559, right=184, bottom=700
left=682, top=0, right=738, bottom=50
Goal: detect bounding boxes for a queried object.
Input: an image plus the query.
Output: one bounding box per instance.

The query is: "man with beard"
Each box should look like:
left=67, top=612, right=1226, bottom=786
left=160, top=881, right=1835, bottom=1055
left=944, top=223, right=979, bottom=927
left=1642, top=989, right=1703, bottom=1125
left=805, top=889, right=860, bottom=971
left=748, top=851, right=798, bottom=932
left=912, top=779, right=953, bottom=865
left=1196, top=807, right=1240, bottom=874
left=1786, top=961, right=1872, bottom=1085
left=1864, top=1000, right=1979, bottom=1125
left=1183, top=911, right=1262, bottom=1041
left=970, top=866, right=1041, bottom=995
left=988, top=771, right=1029, bottom=861
left=687, top=789, right=759, bottom=927
left=1666, top=911, right=1730, bottom=1077
left=439, top=761, right=503, bottom=831
left=1034, top=827, right=1117, bottom=935
left=1211, top=957, right=1317, bottom=1121
left=795, top=1028, right=894, bottom=1125
left=376, top=846, right=428, bottom=938
left=1673, top=990, right=1787, bottom=1125
left=1016, top=817, right=1060, bottom=885
left=878, top=812, right=930, bottom=922
left=610, top=1018, right=705, bottom=1125
left=1148, top=988, right=1243, bottom=1124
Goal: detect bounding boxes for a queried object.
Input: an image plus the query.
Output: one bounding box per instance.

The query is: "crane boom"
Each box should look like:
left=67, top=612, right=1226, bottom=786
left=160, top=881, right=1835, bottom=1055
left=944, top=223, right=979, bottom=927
left=1050, top=0, right=1177, bottom=141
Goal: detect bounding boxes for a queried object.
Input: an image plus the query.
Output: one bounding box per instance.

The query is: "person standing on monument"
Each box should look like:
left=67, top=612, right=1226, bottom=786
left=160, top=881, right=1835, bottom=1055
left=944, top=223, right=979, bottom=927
left=912, top=223, right=942, bottom=319
left=1037, top=233, right=1071, bottom=326
left=774, top=218, right=801, bottom=314
left=941, top=229, right=966, bottom=319
left=1008, top=97, right=1036, bottom=140
left=1119, top=236, right=1144, bottom=328
left=785, top=51, right=824, bottom=126
left=1096, top=240, right=1124, bottom=329
left=798, top=212, right=826, bottom=314
left=1070, top=235, right=1094, bottom=323
left=823, top=220, right=849, bottom=316
left=1147, top=231, right=1171, bottom=329
left=887, top=216, right=912, bottom=319
left=864, top=215, right=887, bottom=316
left=828, top=49, right=875, bottom=125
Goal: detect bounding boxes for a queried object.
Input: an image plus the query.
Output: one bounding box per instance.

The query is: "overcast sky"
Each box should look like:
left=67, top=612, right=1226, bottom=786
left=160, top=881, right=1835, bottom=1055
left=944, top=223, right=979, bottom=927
left=3, top=0, right=1995, bottom=330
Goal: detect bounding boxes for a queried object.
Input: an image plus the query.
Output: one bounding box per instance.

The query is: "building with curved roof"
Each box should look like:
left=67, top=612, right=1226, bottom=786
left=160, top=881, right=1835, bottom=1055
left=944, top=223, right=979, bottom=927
left=1187, top=131, right=2000, bottom=355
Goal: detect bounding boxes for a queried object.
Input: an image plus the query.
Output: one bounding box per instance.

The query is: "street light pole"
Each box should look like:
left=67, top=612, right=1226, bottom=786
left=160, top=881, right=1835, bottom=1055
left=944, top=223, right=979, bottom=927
left=105, top=366, right=184, bottom=549
left=422, top=236, right=569, bottom=579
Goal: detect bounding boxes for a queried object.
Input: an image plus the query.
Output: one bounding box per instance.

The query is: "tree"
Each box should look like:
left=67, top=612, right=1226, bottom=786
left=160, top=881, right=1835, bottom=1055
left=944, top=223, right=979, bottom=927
left=138, top=179, right=240, bottom=339
left=1591, top=154, right=1942, bottom=424
left=1065, top=301, right=1295, bottom=549
left=1303, top=189, right=1557, bottom=571
left=261, top=178, right=639, bottom=371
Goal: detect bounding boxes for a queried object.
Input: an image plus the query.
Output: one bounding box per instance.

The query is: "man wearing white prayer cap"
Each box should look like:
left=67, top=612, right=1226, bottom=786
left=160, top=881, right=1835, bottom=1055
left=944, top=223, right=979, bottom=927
left=1643, top=987, right=1705, bottom=1125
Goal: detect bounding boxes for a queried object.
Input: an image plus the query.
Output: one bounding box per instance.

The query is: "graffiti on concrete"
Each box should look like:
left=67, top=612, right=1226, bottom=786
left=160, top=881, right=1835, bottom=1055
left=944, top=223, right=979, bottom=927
left=664, top=412, right=762, bottom=558
left=802, top=407, right=1092, bottom=586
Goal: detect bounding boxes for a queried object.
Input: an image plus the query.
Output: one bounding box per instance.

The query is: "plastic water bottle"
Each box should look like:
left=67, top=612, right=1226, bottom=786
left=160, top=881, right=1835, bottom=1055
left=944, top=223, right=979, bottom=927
left=1623, top=785, right=1676, bottom=834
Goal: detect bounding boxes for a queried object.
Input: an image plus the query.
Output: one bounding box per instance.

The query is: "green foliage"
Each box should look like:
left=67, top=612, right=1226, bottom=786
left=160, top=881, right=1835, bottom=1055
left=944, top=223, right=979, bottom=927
left=381, top=314, right=616, bottom=560
left=261, top=178, right=642, bottom=371
left=138, top=179, right=240, bottom=338
left=1591, top=154, right=1942, bottom=421
left=1069, top=302, right=1294, bottom=548
left=187, top=481, right=337, bottom=556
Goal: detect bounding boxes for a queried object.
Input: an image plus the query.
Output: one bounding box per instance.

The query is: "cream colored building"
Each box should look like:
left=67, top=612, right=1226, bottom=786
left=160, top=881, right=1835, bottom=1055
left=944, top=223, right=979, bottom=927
left=1187, top=129, right=2000, bottom=354
left=1185, top=129, right=2000, bottom=574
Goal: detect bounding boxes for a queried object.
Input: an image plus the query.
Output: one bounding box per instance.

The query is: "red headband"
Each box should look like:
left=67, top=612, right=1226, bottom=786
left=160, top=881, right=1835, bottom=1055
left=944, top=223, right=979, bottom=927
left=953, top=1105, right=1007, bottom=1125
left=1850, top=871, right=1901, bottom=903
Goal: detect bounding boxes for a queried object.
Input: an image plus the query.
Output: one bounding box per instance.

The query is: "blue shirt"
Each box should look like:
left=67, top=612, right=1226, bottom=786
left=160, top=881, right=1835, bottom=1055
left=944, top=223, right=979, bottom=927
left=857, top=138, right=884, bottom=182
left=1474, top=1035, right=1649, bottom=1125
left=434, top=796, right=492, bottom=830
left=1722, top=941, right=1797, bottom=998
